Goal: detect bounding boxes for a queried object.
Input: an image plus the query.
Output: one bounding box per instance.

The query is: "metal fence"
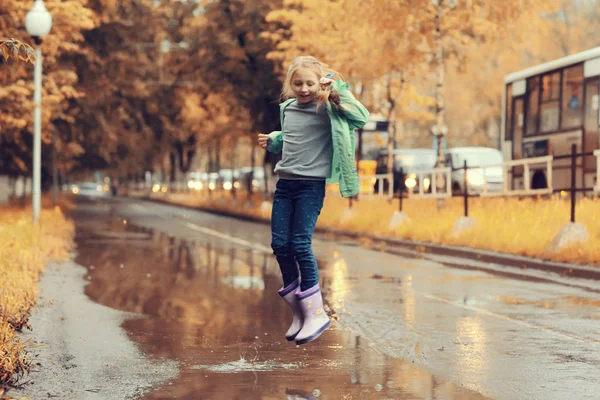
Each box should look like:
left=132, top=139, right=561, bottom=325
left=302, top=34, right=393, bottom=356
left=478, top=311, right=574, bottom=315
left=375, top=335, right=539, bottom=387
left=349, top=145, right=600, bottom=222
left=131, top=146, right=600, bottom=222
left=358, top=173, right=394, bottom=199
left=450, top=144, right=598, bottom=223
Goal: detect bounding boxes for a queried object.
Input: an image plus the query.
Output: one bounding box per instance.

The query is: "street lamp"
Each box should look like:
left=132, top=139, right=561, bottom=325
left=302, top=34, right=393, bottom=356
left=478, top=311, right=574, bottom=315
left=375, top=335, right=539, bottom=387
left=25, top=0, right=52, bottom=224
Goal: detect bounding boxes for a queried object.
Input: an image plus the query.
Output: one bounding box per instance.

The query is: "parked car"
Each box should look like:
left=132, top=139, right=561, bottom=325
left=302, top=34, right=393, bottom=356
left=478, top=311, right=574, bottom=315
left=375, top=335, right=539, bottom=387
left=70, top=182, right=109, bottom=197
left=374, top=148, right=437, bottom=194
left=217, top=169, right=240, bottom=191
left=445, top=147, right=504, bottom=194
left=187, top=172, right=208, bottom=191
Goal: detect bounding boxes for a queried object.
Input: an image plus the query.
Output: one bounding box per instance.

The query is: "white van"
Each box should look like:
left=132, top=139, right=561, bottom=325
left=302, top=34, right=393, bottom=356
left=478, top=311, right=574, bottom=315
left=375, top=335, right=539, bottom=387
left=445, top=147, right=504, bottom=195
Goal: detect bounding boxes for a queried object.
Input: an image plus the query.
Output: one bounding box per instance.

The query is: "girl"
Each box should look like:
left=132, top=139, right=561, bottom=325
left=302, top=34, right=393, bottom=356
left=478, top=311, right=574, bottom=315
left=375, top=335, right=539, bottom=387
left=258, top=56, right=370, bottom=345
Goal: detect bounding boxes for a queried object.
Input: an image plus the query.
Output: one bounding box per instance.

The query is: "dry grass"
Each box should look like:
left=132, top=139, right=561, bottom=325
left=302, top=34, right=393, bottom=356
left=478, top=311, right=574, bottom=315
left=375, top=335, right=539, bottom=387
left=319, top=195, right=600, bottom=265
left=132, top=189, right=600, bottom=265
left=0, top=199, right=73, bottom=390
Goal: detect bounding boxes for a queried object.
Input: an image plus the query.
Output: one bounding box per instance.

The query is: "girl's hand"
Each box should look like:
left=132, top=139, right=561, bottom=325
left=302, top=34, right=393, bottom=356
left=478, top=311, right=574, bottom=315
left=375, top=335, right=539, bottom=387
left=257, top=134, right=269, bottom=149
left=320, top=77, right=334, bottom=89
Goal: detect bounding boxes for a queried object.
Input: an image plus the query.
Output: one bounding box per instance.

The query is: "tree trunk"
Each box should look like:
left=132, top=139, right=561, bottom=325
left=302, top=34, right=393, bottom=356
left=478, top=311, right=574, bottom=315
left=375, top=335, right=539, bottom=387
left=20, top=175, right=27, bottom=207
left=386, top=72, right=403, bottom=197
left=178, top=143, right=196, bottom=193
left=434, top=0, right=446, bottom=169
left=434, top=0, right=448, bottom=207
left=215, top=138, right=221, bottom=172
left=169, top=151, right=176, bottom=190
left=385, top=71, right=402, bottom=183
left=207, top=141, right=214, bottom=172
left=249, top=135, right=256, bottom=198
left=230, top=137, right=237, bottom=199
left=176, top=141, right=196, bottom=173
left=52, top=130, right=59, bottom=206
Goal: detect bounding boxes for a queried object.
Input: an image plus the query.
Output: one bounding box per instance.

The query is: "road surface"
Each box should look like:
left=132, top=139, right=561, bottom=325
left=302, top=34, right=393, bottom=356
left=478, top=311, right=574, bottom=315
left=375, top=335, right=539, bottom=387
left=15, top=196, right=600, bottom=400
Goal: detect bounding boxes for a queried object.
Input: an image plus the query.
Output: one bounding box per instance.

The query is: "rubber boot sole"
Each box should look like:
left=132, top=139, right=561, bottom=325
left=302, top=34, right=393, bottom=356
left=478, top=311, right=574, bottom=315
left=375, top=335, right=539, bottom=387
left=285, top=328, right=301, bottom=341
left=295, top=320, right=331, bottom=345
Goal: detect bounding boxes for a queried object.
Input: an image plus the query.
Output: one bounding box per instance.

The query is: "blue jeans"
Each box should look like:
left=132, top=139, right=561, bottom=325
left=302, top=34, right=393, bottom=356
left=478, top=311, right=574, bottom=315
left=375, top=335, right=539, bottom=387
left=271, top=179, right=325, bottom=291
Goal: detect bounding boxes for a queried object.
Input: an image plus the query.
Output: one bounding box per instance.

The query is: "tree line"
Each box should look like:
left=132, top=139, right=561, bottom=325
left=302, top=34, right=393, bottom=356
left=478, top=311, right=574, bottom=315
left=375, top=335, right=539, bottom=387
left=1, top=0, right=599, bottom=186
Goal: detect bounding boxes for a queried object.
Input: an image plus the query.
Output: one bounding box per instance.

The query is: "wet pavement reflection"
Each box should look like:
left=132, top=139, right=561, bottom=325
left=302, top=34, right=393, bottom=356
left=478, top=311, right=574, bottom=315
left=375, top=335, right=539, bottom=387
left=71, top=199, right=489, bottom=400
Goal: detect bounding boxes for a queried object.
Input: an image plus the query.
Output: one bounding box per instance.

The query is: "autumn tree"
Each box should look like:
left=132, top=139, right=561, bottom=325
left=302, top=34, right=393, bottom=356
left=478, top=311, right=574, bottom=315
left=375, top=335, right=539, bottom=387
left=262, top=0, right=435, bottom=177
left=0, top=0, right=96, bottom=196
left=174, top=0, right=285, bottom=192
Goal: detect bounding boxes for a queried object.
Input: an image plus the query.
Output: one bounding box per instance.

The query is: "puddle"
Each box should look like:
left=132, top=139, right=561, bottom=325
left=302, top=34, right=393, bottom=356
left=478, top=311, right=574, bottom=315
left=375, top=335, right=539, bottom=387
left=68, top=198, right=491, bottom=400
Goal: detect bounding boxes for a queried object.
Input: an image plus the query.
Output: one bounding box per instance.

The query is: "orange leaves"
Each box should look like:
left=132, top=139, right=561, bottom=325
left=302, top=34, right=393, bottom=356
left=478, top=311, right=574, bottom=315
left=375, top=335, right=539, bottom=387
left=0, top=38, right=36, bottom=64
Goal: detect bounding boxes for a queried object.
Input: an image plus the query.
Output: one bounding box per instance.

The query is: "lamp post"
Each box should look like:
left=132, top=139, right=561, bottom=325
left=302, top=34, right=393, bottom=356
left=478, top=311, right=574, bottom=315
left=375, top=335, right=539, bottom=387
left=25, top=0, right=52, bottom=224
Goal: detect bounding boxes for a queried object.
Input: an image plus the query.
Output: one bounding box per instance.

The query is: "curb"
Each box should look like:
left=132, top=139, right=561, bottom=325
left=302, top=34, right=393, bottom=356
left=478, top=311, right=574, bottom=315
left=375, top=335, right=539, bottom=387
left=130, top=194, right=600, bottom=281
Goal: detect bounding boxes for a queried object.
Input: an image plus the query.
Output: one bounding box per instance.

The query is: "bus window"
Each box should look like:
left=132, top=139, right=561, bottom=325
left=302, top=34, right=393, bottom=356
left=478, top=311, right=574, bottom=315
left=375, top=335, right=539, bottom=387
left=562, top=65, right=584, bottom=129
left=540, top=72, right=560, bottom=133
left=584, top=79, right=599, bottom=172
left=513, top=97, right=524, bottom=161
left=526, top=77, right=540, bottom=136
left=506, top=84, right=513, bottom=140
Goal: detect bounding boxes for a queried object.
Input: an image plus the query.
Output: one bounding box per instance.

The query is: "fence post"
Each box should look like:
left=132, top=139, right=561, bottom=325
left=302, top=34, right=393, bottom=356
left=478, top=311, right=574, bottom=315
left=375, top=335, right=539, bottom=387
left=463, top=160, right=469, bottom=217
left=395, top=167, right=402, bottom=212
left=570, top=143, right=576, bottom=223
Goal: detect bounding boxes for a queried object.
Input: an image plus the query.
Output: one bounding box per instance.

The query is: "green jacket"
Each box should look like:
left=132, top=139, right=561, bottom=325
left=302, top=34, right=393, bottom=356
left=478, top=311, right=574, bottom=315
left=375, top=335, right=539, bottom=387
left=267, top=79, right=370, bottom=198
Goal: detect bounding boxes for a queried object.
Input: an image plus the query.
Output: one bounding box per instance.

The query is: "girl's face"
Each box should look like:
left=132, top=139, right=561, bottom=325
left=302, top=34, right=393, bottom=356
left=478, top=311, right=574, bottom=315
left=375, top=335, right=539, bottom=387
left=291, top=67, right=320, bottom=104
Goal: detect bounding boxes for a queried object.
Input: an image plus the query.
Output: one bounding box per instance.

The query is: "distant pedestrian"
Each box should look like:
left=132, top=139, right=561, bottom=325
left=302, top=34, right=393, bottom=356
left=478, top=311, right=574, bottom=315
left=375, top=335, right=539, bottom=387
left=257, top=56, right=369, bottom=345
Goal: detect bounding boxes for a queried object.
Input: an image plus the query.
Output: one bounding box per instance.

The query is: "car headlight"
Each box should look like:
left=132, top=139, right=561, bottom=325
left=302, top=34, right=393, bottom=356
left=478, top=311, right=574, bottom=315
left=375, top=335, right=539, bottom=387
left=466, top=170, right=485, bottom=186
left=405, top=176, right=417, bottom=189
left=422, top=177, right=431, bottom=190
left=152, top=184, right=160, bottom=193
left=233, top=181, right=241, bottom=189
left=223, top=182, right=233, bottom=190
left=161, top=186, right=168, bottom=193
left=209, top=182, right=216, bottom=191
left=252, top=179, right=259, bottom=187
left=187, top=180, right=195, bottom=189
left=96, top=185, right=102, bottom=192
left=72, top=187, right=79, bottom=194
left=193, top=182, right=203, bottom=190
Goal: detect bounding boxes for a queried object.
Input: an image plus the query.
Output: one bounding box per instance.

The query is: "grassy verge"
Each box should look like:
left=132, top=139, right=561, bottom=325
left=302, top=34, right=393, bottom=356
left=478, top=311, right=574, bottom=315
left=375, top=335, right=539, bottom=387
left=0, top=198, right=74, bottom=393
left=131, top=189, right=600, bottom=265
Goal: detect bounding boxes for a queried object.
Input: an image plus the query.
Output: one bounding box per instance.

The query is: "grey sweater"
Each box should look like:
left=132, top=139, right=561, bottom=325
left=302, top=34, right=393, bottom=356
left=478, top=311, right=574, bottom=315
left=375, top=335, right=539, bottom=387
left=273, top=100, right=333, bottom=180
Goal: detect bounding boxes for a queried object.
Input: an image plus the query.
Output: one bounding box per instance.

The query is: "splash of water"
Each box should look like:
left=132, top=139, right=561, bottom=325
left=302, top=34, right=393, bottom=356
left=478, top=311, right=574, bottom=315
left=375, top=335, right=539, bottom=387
left=192, top=356, right=299, bottom=373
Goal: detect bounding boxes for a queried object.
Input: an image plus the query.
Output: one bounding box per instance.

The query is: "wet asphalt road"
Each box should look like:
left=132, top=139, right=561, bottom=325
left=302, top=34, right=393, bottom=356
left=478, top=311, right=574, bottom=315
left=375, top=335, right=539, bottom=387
left=68, top=196, right=599, bottom=400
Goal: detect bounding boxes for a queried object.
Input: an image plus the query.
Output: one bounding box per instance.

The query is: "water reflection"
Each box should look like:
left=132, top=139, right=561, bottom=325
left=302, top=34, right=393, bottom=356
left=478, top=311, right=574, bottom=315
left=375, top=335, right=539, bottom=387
left=73, top=214, right=490, bottom=400
left=403, top=274, right=416, bottom=329
left=454, top=316, right=488, bottom=387
left=322, top=254, right=350, bottom=313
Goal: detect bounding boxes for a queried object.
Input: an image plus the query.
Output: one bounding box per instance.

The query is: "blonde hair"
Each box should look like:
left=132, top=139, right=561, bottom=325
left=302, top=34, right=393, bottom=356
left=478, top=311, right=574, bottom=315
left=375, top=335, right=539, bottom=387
left=281, top=56, right=345, bottom=112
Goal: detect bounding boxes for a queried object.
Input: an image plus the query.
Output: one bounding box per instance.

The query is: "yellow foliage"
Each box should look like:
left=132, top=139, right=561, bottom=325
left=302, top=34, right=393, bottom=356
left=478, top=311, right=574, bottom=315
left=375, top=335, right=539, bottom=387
left=0, top=205, right=73, bottom=386
left=318, top=196, right=600, bottom=265
left=0, top=39, right=36, bottom=64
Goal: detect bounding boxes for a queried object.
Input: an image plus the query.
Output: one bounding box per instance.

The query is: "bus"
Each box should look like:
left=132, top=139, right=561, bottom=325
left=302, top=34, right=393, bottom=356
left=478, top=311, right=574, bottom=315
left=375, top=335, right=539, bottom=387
left=502, top=46, right=600, bottom=192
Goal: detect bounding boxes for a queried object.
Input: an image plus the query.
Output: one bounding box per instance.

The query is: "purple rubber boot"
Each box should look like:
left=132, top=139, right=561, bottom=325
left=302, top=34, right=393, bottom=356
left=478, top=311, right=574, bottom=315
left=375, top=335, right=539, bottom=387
left=294, top=283, right=330, bottom=345
left=278, top=278, right=303, bottom=341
